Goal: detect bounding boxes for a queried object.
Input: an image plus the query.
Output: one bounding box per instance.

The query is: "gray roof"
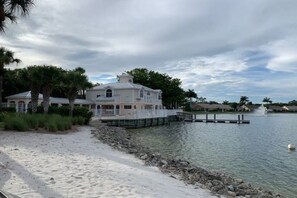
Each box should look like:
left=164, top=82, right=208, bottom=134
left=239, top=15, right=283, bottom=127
left=268, top=106, right=285, bottom=111
left=5, top=91, right=43, bottom=99
left=285, top=106, right=297, bottom=111
left=50, top=97, right=93, bottom=105
left=90, top=82, right=161, bottom=92
left=192, top=103, right=233, bottom=110
left=6, top=91, right=93, bottom=105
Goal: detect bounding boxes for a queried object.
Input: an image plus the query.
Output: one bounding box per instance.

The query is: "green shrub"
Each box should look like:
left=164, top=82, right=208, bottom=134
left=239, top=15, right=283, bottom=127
left=53, top=115, right=71, bottom=131
left=72, top=116, right=85, bottom=125
left=23, top=114, right=39, bottom=129
left=0, top=107, right=16, bottom=113
left=4, top=115, right=29, bottom=131
left=1, top=113, right=76, bottom=132
left=73, top=107, right=92, bottom=124
left=29, top=106, right=92, bottom=125
left=0, top=112, right=5, bottom=122
left=46, top=121, right=58, bottom=132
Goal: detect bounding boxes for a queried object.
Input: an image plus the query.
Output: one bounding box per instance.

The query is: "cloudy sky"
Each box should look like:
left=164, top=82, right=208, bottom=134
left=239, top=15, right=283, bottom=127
left=1, top=0, right=297, bottom=103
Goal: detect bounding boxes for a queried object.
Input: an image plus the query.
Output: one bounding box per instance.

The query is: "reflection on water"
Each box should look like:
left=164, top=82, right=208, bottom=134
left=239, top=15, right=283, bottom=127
left=130, top=114, right=297, bottom=198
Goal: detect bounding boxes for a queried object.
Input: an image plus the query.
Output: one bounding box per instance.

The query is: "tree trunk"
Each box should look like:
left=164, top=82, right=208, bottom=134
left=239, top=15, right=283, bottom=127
left=69, top=98, right=75, bottom=117
left=0, top=75, right=3, bottom=111
left=31, top=86, right=40, bottom=113
left=42, top=85, right=51, bottom=114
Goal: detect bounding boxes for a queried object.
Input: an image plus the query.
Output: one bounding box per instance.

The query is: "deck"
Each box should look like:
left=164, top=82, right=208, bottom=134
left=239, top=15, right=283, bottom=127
left=178, top=113, right=250, bottom=124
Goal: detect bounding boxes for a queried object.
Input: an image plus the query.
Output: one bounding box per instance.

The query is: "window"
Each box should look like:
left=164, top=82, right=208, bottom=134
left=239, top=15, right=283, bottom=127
left=140, top=89, right=144, bottom=98
left=106, top=89, right=112, bottom=97
left=147, top=91, right=150, bottom=95
left=158, top=92, right=162, bottom=100
left=124, top=105, right=132, bottom=109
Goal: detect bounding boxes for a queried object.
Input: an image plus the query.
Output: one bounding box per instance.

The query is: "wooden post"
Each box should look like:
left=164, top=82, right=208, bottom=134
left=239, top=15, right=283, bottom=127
left=241, top=114, right=244, bottom=121
left=238, top=115, right=241, bottom=124
left=206, top=113, right=208, bottom=122
left=214, top=114, right=216, bottom=122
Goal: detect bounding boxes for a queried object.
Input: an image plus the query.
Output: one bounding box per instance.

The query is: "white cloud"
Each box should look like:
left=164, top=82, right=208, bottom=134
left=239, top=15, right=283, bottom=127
left=2, top=0, right=297, bottom=102
left=265, top=39, right=297, bottom=72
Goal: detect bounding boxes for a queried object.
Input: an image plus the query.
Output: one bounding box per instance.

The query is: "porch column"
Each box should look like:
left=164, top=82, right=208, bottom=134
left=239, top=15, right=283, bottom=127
left=113, top=105, right=116, bottom=115
left=96, top=105, right=99, bottom=116
left=25, top=101, right=29, bottom=113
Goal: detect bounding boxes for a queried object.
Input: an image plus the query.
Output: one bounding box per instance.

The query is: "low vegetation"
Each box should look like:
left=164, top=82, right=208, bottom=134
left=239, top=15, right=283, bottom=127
left=1, top=113, right=89, bottom=132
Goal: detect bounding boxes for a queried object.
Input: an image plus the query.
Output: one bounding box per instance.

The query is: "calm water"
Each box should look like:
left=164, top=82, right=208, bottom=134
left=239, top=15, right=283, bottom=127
left=130, top=113, right=297, bottom=197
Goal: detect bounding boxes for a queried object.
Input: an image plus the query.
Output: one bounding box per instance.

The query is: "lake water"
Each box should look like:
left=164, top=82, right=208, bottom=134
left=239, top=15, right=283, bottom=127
left=129, top=113, right=297, bottom=197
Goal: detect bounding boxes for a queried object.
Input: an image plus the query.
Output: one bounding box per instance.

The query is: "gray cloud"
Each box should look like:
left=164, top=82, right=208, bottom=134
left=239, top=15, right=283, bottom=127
left=1, top=0, right=297, bottom=102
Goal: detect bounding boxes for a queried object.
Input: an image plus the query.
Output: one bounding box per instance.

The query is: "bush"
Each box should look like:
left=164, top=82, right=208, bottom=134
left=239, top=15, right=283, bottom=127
left=0, top=107, right=16, bottom=113
left=72, top=116, right=85, bottom=125
left=4, top=115, right=30, bottom=131
left=23, top=114, right=39, bottom=129
left=29, top=106, right=92, bottom=125
left=73, top=107, right=93, bottom=124
left=2, top=113, right=74, bottom=132
left=46, top=121, right=58, bottom=132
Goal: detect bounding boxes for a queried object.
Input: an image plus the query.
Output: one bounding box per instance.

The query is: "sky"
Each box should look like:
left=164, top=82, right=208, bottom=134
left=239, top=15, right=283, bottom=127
left=1, top=0, right=297, bottom=103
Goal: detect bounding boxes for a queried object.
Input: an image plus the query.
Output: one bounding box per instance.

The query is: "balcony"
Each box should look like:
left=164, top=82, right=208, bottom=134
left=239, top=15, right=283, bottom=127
left=96, top=95, right=120, bottom=103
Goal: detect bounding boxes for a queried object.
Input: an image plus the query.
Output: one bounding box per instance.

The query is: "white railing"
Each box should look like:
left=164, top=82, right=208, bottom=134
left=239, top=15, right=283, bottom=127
left=96, top=95, right=161, bottom=104
left=166, top=109, right=183, bottom=116
left=97, top=109, right=183, bottom=119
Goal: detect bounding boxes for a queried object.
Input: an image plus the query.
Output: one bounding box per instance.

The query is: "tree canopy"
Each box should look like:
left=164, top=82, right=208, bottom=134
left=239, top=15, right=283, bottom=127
left=61, top=67, right=91, bottom=116
left=239, top=96, right=249, bottom=106
left=127, top=68, right=186, bottom=108
left=0, top=47, right=21, bottom=109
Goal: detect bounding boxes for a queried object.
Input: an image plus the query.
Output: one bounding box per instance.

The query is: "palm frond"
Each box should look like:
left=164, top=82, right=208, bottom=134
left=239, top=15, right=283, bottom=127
left=8, top=0, right=34, bottom=15
left=5, top=12, right=16, bottom=22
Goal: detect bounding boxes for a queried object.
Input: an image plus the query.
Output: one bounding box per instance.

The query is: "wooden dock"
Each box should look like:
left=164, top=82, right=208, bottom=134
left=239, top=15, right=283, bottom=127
left=178, top=113, right=250, bottom=124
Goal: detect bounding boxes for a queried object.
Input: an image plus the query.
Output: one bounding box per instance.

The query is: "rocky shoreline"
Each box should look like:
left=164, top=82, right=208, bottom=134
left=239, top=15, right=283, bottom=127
left=91, top=124, right=282, bottom=198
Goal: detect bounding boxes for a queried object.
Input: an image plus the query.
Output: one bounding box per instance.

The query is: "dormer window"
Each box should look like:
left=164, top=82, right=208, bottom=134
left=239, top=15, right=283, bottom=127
left=106, top=89, right=112, bottom=98
left=140, top=89, right=144, bottom=98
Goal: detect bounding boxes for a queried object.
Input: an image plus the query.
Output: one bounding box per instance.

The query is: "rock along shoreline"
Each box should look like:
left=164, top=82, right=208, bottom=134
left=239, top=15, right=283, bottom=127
left=91, top=124, right=282, bottom=198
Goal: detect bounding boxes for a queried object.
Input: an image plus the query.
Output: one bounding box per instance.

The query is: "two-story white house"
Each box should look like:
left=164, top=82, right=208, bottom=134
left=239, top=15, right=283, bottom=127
left=86, top=73, right=164, bottom=118
left=6, top=73, right=181, bottom=119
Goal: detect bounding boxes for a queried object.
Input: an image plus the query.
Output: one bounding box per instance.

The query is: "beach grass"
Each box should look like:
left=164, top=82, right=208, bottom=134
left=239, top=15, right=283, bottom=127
left=2, top=113, right=82, bottom=132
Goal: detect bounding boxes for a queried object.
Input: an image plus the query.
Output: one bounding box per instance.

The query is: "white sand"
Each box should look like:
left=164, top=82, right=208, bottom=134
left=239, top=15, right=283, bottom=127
left=0, top=127, right=216, bottom=198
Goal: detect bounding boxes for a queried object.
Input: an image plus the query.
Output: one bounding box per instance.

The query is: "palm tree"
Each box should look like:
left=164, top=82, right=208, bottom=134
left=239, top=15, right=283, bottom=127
left=185, top=89, right=197, bottom=111
left=0, top=0, right=34, bottom=32
left=39, top=65, right=64, bottom=114
left=19, top=66, right=43, bottom=113
left=262, top=97, right=272, bottom=107
left=62, top=67, right=91, bottom=116
left=239, top=96, right=249, bottom=106
left=0, top=47, right=20, bottom=110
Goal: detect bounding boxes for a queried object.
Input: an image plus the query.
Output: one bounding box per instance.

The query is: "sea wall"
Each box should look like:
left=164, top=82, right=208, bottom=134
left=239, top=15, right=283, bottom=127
left=91, top=124, right=282, bottom=198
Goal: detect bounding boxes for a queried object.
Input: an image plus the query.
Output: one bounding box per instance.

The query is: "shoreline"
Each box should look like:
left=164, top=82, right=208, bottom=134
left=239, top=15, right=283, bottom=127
left=0, top=126, right=215, bottom=198
left=91, top=122, right=283, bottom=198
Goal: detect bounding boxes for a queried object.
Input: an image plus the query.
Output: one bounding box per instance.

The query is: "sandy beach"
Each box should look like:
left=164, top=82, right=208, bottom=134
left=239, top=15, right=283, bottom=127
left=0, top=126, right=216, bottom=198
